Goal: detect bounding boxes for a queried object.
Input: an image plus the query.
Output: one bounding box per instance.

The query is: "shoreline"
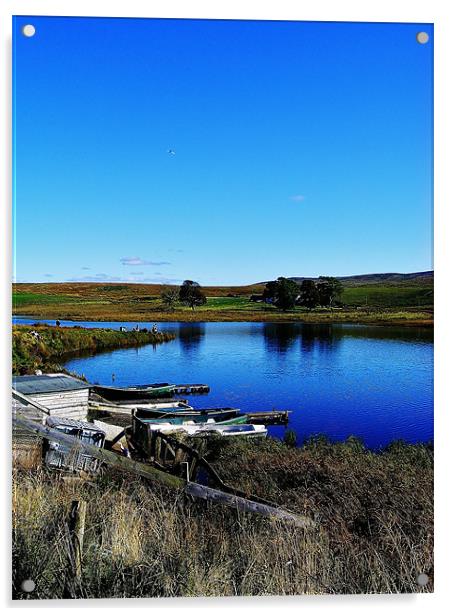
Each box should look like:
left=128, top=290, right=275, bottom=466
left=12, top=324, right=175, bottom=375
left=13, top=311, right=433, bottom=328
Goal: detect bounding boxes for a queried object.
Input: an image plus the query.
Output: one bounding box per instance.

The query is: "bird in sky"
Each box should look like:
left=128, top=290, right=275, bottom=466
left=167, top=149, right=176, bottom=155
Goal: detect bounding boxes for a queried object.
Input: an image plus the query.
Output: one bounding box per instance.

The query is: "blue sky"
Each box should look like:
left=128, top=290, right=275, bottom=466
left=13, top=17, right=433, bottom=285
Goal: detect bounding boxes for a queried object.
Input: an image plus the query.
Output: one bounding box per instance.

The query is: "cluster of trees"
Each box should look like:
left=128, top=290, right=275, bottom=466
left=262, top=276, right=344, bottom=311
left=161, top=280, right=207, bottom=311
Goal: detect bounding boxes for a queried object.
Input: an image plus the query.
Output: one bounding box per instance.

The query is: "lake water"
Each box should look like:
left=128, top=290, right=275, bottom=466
left=14, top=317, right=433, bottom=448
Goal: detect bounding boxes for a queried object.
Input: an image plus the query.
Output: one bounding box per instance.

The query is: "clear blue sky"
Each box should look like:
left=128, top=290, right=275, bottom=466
left=13, top=17, right=433, bottom=285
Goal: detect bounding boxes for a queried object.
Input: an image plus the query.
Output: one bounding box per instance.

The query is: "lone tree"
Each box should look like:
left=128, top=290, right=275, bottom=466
left=179, top=280, right=207, bottom=310
left=316, top=276, right=344, bottom=308
left=263, top=277, right=300, bottom=311
left=160, top=287, right=179, bottom=311
left=298, top=279, right=319, bottom=310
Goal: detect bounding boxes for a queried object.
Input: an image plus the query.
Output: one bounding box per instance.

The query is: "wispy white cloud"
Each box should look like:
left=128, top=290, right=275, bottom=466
left=143, top=277, right=183, bottom=284
left=66, top=273, right=182, bottom=284
left=68, top=273, right=119, bottom=282
left=290, top=195, right=306, bottom=202
left=120, top=256, right=171, bottom=266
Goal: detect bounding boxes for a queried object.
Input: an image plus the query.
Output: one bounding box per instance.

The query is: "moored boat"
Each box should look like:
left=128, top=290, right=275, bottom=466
left=134, top=406, right=241, bottom=422
left=93, top=383, right=175, bottom=401
left=142, top=420, right=267, bottom=438
left=140, top=414, right=249, bottom=426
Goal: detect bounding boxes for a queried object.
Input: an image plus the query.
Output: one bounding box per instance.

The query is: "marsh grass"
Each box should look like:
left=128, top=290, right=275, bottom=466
left=12, top=438, right=433, bottom=599
left=12, top=325, right=175, bottom=375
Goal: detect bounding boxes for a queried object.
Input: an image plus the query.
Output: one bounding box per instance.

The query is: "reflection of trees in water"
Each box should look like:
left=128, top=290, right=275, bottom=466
left=263, top=323, right=344, bottom=355
left=300, top=324, right=340, bottom=353
left=178, top=323, right=206, bottom=353
left=263, top=323, right=300, bottom=354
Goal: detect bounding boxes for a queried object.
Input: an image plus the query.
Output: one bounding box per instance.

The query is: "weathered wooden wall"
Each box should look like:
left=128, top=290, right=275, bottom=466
left=25, top=389, right=89, bottom=420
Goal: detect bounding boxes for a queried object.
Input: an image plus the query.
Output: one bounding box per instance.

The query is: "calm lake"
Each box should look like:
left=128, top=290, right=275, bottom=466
left=14, top=318, right=433, bottom=448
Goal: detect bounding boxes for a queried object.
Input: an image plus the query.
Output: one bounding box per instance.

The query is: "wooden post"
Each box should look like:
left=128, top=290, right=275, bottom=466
left=69, top=500, right=87, bottom=581
left=63, top=499, right=87, bottom=598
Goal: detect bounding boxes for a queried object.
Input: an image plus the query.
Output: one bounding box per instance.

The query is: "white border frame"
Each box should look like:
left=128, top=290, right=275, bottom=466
left=2, top=1, right=450, bottom=614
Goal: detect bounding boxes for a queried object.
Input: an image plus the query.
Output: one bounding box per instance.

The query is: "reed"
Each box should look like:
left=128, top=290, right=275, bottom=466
left=12, top=437, right=433, bottom=598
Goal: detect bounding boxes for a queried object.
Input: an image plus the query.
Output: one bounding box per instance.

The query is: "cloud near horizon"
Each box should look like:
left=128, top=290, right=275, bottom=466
left=120, top=256, right=171, bottom=266
left=67, top=273, right=182, bottom=284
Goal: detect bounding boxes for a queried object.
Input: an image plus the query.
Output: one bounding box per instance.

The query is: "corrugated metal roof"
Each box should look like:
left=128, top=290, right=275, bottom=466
left=12, top=374, right=90, bottom=394
left=46, top=416, right=105, bottom=433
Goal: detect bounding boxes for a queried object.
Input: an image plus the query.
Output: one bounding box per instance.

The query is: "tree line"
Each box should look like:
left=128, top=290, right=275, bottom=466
left=160, top=276, right=344, bottom=312
left=261, top=276, right=344, bottom=311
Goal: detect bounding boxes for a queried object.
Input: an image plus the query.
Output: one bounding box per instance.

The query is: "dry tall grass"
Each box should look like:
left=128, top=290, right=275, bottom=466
left=12, top=437, right=433, bottom=599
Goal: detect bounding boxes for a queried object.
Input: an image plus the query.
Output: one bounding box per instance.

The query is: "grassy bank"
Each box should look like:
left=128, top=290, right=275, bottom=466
left=12, top=437, right=433, bottom=598
left=12, top=325, right=175, bottom=375
left=13, top=282, right=433, bottom=326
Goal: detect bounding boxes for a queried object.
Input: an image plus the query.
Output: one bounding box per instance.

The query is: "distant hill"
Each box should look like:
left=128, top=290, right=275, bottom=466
left=259, top=271, right=433, bottom=287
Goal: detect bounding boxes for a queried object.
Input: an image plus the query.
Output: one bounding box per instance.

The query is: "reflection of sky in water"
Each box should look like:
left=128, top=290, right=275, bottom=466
left=15, top=318, right=433, bottom=448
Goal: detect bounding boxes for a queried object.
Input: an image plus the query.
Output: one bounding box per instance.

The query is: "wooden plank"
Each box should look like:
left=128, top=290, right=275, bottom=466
left=13, top=389, right=51, bottom=415
left=185, top=483, right=315, bottom=528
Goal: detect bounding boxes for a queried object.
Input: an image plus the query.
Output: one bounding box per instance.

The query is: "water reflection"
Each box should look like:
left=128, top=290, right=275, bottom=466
left=300, top=324, right=341, bottom=353
left=178, top=322, right=206, bottom=353
left=262, top=323, right=299, bottom=354
left=262, top=322, right=343, bottom=355
left=12, top=317, right=433, bottom=345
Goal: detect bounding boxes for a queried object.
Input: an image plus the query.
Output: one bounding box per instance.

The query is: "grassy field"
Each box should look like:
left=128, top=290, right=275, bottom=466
left=341, top=285, right=433, bottom=308
left=12, top=437, right=433, bottom=598
left=12, top=325, right=175, bottom=375
left=12, top=280, right=433, bottom=326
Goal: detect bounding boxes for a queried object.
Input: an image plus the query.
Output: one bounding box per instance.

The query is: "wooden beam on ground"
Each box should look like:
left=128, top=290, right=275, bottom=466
left=185, top=482, right=314, bottom=528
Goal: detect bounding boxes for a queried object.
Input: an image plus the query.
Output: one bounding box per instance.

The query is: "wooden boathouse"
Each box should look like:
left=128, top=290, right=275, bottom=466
left=12, top=374, right=90, bottom=421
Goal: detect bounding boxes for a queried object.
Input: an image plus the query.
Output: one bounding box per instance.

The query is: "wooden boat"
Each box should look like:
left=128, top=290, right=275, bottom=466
left=143, top=420, right=267, bottom=438
left=140, top=414, right=249, bottom=426
left=92, top=383, right=175, bottom=401
left=117, top=401, right=192, bottom=411
left=134, top=406, right=240, bottom=422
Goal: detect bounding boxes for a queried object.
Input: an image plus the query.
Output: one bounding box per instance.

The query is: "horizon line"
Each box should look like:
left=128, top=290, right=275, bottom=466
left=12, top=269, right=434, bottom=287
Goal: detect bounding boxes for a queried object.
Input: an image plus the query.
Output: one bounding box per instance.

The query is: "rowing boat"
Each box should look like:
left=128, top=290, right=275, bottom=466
left=143, top=420, right=267, bottom=438
left=92, top=383, right=175, bottom=400
left=140, top=414, right=249, bottom=426
left=134, top=406, right=241, bottom=422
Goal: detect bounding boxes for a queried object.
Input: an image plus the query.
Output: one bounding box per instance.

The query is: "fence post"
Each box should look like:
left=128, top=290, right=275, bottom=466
left=70, top=499, right=87, bottom=581
left=64, top=499, right=87, bottom=597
